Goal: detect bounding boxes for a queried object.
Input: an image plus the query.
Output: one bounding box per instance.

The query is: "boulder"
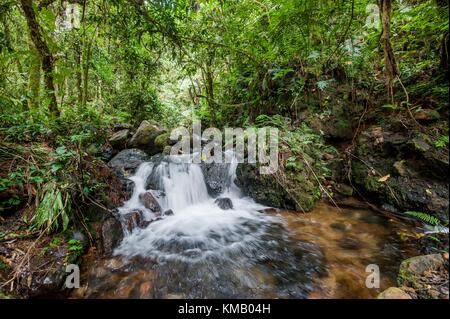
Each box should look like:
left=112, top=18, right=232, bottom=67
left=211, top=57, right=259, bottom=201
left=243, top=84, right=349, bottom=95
left=108, top=149, right=149, bottom=176
left=109, top=129, right=130, bottom=150
left=129, top=120, right=165, bottom=155
left=352, top=122, right=449, bottom=223
left=398, top=254, right=445, bottom=286
left=139, top=191, right=162, bottom=212
left=155, top=132, right=176, bottom=147
left=101, top=216, right=124, bottom=255
left=108, top=149, right=149, bottom=196
left=201, top=162, right=232, bottom=196
left=377, top=287, right=412, bottom=299
left=235, top=163, right=309, bottom=211
left=215, top=198, right=233, bottom=210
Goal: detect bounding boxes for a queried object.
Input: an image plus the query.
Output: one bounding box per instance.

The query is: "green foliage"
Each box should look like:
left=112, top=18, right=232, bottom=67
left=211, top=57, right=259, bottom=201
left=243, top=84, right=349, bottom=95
left=405, top=211, right=442, bottom=226
left=434, top=135, right=449, bottom=149
left=254, top=114, right=288, bottom=128
left=33, top=182, right=71, bottom=234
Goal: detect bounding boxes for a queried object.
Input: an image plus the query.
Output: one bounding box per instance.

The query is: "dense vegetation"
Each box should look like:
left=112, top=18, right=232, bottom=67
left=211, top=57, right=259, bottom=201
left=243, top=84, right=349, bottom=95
left=0, top=0, right=448, bottom=299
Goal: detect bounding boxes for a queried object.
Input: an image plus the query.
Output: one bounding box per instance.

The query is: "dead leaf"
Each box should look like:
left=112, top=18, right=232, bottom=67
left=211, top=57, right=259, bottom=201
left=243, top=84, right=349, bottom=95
left=378, top=174, right=390, bottom=182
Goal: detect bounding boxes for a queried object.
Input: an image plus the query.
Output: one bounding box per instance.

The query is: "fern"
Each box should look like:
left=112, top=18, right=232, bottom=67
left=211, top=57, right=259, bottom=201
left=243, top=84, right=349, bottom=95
left=254, top=114, right=287, bottom=128
left=405, top=211, right=441, bottom=226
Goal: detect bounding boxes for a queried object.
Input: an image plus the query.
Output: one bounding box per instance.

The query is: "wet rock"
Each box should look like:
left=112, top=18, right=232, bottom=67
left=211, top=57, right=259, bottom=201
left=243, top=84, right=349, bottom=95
left=108, top=149, right=149, bottom=176
left=101, top=216, right=124, bottom=255
left=338, top=236, right=362, bottom=250
left=235, top=163, right=308, bottom=211
left=129, top=120, right=165, bottom=155
left=413, top=109, right=440, bottom=122
left=215, top=198, right=233, bottom=210
left=201, top=162, right=232, bottom=196
left=123, top=210, right=145, bottom=232
left=139, top=191, right=161, bottom=212
left=108, top=149, right=149, bottom=196
left=163, top=209, right=174, bottom=216
left=109, top=129, right=130, bottom=150
left=377, top=287, right=412, bottom=299
left=352, top=123, right=449, bottom=223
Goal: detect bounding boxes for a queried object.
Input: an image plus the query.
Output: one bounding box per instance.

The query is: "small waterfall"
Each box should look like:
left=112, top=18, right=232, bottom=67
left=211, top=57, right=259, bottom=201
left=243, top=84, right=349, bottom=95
left=114, top=154, right=277, bottom=262
left=155, top=162, right=209, bottom=211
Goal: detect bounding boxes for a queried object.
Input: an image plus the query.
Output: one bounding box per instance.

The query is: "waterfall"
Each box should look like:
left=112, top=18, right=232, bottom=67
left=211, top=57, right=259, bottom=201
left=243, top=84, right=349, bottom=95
left=114, top=154, right=278, bottom=262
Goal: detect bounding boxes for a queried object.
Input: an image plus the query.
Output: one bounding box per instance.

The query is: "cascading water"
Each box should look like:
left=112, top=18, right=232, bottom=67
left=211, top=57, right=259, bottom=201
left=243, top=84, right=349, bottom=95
left=80, top=153, right=423, bottom=299
left=105, top=153, right=329, bottom=298
left=114, top=154, right=281, bottom=263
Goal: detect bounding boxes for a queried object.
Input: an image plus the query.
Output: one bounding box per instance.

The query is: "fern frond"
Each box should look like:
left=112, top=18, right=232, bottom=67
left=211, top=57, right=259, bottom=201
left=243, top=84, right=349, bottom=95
left=405, top=211, right=441, bottom=226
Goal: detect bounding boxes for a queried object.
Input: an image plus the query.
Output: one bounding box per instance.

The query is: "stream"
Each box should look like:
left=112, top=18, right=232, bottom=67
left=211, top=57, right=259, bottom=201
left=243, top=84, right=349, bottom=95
left=77, top=154, right=421, bottom=299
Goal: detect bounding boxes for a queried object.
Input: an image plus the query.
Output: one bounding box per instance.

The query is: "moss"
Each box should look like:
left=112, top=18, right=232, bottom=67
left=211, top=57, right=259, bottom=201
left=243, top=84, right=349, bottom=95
left=154, top=132, right=170, bottom=148
left=365, top=176, right=383, bottom=193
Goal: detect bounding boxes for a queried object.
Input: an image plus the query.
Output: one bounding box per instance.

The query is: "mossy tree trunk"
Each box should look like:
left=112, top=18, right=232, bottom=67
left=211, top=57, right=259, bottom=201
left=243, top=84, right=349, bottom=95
left=27, top=35, right=41, bottom=110
left=20, top=0, right=59, bottom=117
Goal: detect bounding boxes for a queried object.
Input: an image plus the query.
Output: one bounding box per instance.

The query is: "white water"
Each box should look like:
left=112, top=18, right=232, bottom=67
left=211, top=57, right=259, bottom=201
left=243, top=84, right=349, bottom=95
left=114, top=154, right=279, bottom=262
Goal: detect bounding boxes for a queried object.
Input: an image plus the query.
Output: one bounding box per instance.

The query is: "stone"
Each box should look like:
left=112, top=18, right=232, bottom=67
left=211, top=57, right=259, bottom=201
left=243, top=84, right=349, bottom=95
left=377, top=287, right=412, bottom=299
left=413, top=109, right=440, bottom=122
left=128, top=120, right=165, bottom=155
left=398, top=254, right=445, bottom=287
left=108, top=149, right=149, bottom=176
left=109, top=129, right=130, bottom=150
left=215, top=197, right=233, bottom=210
left=154, top=132, right=176, bottom=148
left=163, top=209, right=174, bottom=216
left=201, top=162, right=232, bottom=196
left=139, top=191, right=161, bottom=212
left=101, top=216, right=124, bottom=255
left=123, top=210, right=143, bottom=232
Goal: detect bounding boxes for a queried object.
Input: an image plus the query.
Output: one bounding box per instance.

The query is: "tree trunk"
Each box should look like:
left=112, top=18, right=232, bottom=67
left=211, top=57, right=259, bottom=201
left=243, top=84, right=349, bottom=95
left=380, top=0, right=398, bottom=102
left=27, top=35, right=41, bottom=110
left=82, top=41, right=92, bottom=107
left=20, top=0, right=59, bottom=116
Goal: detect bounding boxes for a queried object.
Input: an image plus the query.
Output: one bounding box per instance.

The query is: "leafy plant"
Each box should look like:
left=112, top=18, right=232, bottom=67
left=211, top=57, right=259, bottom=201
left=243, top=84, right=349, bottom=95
left=434, top=135, right=449, bottom=149
left=405, top=211, right=442, bottom=226
left=33, top=182, right=71, bottom=234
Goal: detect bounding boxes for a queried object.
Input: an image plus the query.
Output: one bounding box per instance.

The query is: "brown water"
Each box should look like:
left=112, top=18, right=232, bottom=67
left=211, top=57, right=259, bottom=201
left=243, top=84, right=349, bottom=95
left=73, top=200, right=421, bottom=299
left=274, top=201, right=421, bottom=298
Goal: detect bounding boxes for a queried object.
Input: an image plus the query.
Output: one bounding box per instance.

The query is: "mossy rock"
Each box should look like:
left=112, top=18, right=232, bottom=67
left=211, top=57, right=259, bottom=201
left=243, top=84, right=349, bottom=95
left=397, top=254, right=445, bottom=292
left=154, top=132, right=171, bottom=148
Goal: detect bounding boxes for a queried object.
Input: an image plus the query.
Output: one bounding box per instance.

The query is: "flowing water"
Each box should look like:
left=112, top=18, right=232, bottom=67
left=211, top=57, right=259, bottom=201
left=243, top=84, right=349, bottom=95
left=76, top=155, right=422, bottom=299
